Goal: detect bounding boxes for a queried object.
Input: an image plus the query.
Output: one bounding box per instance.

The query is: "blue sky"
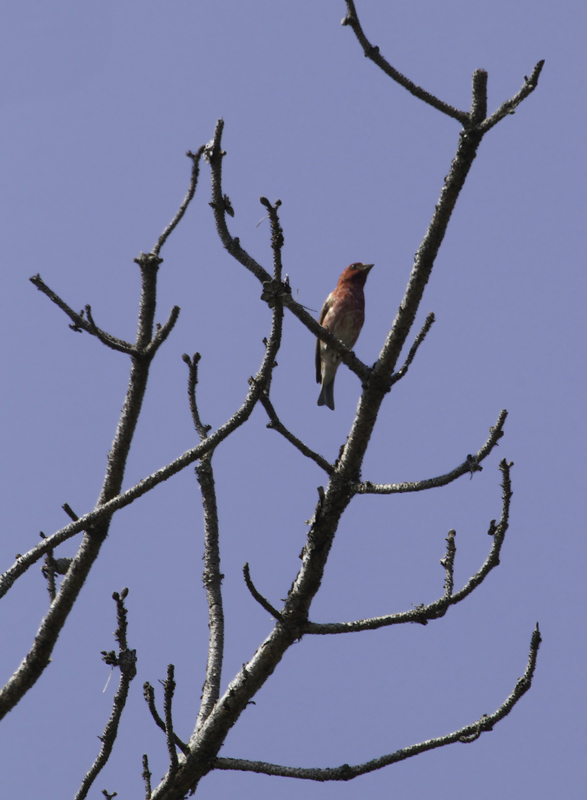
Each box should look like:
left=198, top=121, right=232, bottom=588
left=0, top=1, right=585, bottom=798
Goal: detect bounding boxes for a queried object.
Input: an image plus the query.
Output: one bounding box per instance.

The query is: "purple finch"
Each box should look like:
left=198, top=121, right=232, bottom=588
left=316, top=262, right=373, bottom=410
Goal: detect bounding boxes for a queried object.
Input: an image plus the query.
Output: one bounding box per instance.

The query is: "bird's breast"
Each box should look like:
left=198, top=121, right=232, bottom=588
left=323, top=288, right=365, bottom=349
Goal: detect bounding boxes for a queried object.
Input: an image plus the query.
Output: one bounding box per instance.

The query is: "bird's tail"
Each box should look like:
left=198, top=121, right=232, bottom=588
left=317, top=379, right=335, bottom=410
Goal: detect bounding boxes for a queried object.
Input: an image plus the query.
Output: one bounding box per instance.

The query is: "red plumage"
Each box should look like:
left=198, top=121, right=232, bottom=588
left=316, top=262, right=373, bottom=410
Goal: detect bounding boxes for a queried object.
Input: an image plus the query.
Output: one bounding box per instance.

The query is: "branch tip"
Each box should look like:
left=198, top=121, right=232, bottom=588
left=142, top=754, right=152, bottom=799
left=62, top=503, right=79, bottom=521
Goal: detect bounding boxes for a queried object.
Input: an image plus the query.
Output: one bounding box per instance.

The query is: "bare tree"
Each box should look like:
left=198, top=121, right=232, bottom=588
left=0, top=3, right=543, bottom=798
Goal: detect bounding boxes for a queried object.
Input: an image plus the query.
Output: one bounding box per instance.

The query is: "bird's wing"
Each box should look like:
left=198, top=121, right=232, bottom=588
left=315, top=293, right=332, bottom=384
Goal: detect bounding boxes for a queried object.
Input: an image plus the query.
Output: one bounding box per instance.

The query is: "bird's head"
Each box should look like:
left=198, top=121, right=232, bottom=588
left=338, top=262, right=374, bottom=286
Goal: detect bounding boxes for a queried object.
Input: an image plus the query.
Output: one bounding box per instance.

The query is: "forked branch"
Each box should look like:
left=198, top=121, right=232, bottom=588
left=342, top=0, right=544, bottom=136
left=306, top=459, right=513, bottom=634
left=143, top=682, right=188, bottom=756
left=0, top=143, right=208, bottom=724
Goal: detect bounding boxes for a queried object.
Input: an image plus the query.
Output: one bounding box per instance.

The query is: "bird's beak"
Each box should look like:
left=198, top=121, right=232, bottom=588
left=361, top=263, right=374, bottom=273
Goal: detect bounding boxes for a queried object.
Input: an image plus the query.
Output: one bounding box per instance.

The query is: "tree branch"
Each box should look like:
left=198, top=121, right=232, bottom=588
left=0, top=255, right=165, bottom=722
left=480, top=60, right=545, bottom=133
left=243, top=563, right=283, bottom=621
left=143, top=682, right=188, bottom=756
left=440, top=529, right=456, bottom=599
left=74, top=590, right=137, bottom=800
left=354, top=410, right=506, bottom=495
left=40, top=536, right=57, bottom=604
left=142, top=754, right=153, bottom=800
left=258, top=393, right=334, bottom=475
left=306, top=459, right=513, bottom=635
left=341, top=0, right=469, bottom=123
left=144, top=305, right=181, bottom=358
left=258, top=196, right=287, bottom=395
left=190, top=247, right=284, bottom=737
left=152, top=145, right=207, bottom=257
left=30, top=274, right=134, bottom=351
left=207, top=119, right=270, bottom=285
left=214, top=625, right=540, bottom=781
left=390, top=312, right=435, bottom=386
left=259, top=196, right=284, bottom=284
left=0, top=388, right=261, bottom=599
left=470, top=69, right=488, bottom=126
left=163, top=665, right=179, bottom=778
left=85, top=304, right=135, bottom=354
left=0, top=315, right=285, bottom=604
left=183, top=352, right=211, bottom=441
left=183, top=353, right=225, bottom=733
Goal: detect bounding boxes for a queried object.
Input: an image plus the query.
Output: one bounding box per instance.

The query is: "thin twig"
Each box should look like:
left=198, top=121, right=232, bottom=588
left=258, top=393, right=334, bottom=475
left=183, top=353, right=211, bottom=441
left=258, top=197, right=287, bottom=395
left=194, top=451, right=226, bottom=733
left=470, top=69, right=488, bottom=126
left=62, top=503, right=79, bottom=521
left=74, top=590, right=137, bottom=800
left=440, top=530, right=456, bottom=598
left=184, top=350, right=226, bottom=732
left=143, top=683, right=188, bottom=755
left=207, top=120, right=271, bottom=285
left=163, top=665, right=179, bottom=777
left=40, top=534, right=57, bottom=604
left=391, top=312, right=435, bottom=385
left=85, top=305, right=135, bottom=354
left=144, top=305, right=181, bottom=358
left=152, top=145, right=206, bottom=257
left=243, top=563, right=282, bottom=621
left=259, top=197, right=284, bottom=283
left=214, top=624, right=540, bottom=781
left=30, top=274, right=135, bottom=353
left=480, top=60, right=545, bottom=133
left=30, top=274, right=90, bottom=331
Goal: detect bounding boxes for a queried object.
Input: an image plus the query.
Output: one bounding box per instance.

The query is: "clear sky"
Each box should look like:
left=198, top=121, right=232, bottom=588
left=0, top=1, right=585, bottom=798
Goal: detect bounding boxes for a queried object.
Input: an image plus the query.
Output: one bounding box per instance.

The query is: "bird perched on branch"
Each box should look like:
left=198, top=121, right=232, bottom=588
left=316, top=262, right=373, bottom=410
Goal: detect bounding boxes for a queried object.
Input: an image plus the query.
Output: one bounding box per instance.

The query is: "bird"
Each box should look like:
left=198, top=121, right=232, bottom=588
left=316, top=262, right=373, bottom=410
